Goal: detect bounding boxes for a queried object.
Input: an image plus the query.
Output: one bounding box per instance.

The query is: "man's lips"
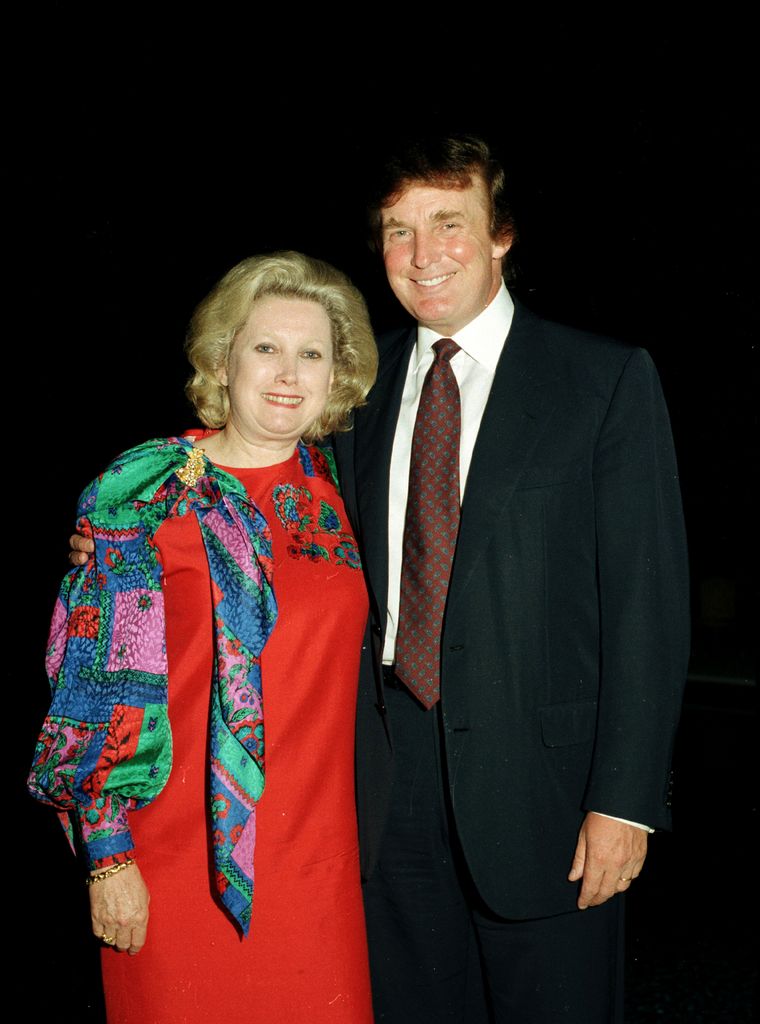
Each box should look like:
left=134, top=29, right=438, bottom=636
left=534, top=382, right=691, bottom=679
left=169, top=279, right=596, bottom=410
left=262, top=394, right=303, bottom=406
left=412, top=272, right=456, bottom=288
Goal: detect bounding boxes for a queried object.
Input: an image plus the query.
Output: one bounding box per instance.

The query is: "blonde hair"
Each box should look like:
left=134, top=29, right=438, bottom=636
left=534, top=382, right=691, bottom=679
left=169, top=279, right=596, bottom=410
left=185, top=251, right=378, bottom=441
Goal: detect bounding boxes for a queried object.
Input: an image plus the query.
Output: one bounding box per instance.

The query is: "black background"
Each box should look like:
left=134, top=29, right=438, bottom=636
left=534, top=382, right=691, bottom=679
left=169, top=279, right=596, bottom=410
left=15, top=12, right=756, bottom=1022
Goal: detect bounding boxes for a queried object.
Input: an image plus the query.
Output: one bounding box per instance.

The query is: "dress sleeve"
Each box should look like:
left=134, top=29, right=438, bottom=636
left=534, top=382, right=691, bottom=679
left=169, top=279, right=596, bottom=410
left=28, top=455, right=174, bottom=869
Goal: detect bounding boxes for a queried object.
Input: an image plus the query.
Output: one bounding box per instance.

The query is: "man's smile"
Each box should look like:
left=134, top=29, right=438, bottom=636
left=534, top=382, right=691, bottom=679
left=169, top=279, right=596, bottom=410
left=413, top=273, right=457, bottom=288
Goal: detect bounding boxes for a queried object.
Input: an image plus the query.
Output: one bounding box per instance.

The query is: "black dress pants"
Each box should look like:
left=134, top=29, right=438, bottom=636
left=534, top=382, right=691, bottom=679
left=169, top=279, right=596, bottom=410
left=363, top=681, right=624, bottom=1023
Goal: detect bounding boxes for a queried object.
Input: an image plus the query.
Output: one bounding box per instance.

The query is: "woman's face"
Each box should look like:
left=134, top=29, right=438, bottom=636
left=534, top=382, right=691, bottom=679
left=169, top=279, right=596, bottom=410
left=221, top=295, right=335, bottom=453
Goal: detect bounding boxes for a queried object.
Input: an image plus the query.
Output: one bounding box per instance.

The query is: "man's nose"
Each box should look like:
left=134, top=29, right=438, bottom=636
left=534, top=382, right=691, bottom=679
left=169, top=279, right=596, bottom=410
left=412, top=231, right=440, bottom=268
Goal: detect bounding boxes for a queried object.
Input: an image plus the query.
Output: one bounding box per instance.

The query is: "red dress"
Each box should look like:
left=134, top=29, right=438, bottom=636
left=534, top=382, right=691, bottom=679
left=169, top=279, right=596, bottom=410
left=101, top=447, right=373, bottom=1023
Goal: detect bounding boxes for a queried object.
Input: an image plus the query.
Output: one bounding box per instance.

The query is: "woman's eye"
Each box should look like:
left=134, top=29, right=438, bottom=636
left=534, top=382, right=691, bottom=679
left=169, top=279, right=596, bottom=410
left=255, top=344, right=274, bottom=353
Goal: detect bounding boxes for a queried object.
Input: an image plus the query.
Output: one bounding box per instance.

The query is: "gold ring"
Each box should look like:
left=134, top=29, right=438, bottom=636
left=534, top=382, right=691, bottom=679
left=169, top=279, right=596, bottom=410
left=101, top=933, right=117, bottom=945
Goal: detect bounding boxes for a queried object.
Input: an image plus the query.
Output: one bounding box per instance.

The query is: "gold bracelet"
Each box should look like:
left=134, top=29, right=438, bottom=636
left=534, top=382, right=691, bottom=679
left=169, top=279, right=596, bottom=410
left=86, top=858, right=136, bottom=886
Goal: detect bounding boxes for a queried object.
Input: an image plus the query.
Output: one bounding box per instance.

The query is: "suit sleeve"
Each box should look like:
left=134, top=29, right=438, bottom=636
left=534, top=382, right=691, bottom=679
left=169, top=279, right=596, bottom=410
left=583, top=347, right=690, bottom=830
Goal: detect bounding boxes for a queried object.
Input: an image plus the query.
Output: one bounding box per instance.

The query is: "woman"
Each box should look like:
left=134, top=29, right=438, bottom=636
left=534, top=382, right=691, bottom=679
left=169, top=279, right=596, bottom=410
left=28, top=251, right=378, bottom=1023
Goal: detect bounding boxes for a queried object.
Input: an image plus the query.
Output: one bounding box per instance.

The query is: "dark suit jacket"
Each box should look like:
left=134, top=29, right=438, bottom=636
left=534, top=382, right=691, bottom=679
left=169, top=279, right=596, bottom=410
left=335, top=298, right=690, bottom=921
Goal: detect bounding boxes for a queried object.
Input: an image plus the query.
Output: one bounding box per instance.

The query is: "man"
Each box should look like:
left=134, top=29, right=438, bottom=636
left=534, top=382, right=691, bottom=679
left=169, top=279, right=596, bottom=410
left=334, top=134, right=689, bottom=1022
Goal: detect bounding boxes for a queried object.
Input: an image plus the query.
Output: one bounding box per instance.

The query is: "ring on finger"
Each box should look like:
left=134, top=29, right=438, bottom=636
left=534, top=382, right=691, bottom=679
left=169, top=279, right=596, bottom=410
left=101, top=933, right=117, bottom=945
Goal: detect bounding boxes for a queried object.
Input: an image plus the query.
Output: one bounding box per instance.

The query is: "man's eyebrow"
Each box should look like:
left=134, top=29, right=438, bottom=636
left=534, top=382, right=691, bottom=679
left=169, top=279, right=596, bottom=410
left=382, top=208, right=465, bottom=230
left=431, top=208, right=464, bottom=222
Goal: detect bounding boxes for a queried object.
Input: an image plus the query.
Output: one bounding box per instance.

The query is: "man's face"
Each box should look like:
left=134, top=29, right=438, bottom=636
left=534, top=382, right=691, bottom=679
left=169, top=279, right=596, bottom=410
left=380, top=176, right=511, bottom=336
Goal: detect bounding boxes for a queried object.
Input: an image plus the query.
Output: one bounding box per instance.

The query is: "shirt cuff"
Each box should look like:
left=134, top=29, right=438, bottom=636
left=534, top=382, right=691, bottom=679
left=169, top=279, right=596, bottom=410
left=593, top=811, right=654, bottom=833
left=91, top=849, right=137, bottom=871
left=75, top=792, right=136, bottom=868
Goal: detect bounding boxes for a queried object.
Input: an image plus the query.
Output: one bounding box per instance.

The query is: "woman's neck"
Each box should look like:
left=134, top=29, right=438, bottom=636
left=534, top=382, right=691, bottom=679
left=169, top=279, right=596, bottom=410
left=191, top=426, right=299, bottom=469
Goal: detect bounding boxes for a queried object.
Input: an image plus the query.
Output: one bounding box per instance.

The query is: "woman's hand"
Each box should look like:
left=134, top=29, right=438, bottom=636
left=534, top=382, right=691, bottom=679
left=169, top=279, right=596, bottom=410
left=69, top=533, right=94, bottom=567
left=89, top=863, right=150, bottom=955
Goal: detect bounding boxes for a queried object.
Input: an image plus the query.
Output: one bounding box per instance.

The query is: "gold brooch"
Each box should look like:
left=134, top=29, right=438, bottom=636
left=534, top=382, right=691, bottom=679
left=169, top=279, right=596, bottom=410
left=176, top=447, right=206, bottom=488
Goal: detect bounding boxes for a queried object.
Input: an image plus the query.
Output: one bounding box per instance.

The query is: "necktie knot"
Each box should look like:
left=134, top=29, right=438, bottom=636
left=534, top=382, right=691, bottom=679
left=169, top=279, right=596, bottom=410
left=433, top=337, right=460, bottom=364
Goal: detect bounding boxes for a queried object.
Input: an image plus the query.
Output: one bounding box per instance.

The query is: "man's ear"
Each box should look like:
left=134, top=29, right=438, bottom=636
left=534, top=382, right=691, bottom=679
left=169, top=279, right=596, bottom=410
left=492, top=229, right=513, bottom=261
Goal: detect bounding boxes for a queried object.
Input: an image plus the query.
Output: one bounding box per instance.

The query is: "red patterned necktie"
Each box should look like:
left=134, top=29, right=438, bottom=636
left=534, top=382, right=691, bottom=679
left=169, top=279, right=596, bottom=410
left=395, top=337, right=461, bottom=707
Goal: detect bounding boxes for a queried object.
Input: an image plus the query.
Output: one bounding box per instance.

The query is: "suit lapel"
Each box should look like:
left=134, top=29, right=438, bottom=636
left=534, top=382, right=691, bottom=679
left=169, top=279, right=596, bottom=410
left=352, top=307, right=558, bottom=626
left=446, top=304, right=558, bottom=614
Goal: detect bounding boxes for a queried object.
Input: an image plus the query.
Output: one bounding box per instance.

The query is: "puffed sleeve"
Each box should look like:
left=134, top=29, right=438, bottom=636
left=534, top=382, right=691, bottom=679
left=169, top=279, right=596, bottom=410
left=28, top=445, right=180, bottom=868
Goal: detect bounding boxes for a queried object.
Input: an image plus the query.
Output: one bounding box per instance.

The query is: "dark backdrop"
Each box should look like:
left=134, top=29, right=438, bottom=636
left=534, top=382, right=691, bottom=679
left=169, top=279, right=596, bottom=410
left=15, top=18, right=756, bottom=1022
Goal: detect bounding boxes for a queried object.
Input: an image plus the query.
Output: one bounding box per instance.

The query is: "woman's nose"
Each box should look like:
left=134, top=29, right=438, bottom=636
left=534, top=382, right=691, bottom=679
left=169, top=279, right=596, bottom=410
left=274, top=357, right=298, bottom=384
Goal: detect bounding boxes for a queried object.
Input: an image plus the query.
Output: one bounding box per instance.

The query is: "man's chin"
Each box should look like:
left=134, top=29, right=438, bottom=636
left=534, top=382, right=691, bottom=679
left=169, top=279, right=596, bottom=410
left=409, top=297, right=456, bottom=331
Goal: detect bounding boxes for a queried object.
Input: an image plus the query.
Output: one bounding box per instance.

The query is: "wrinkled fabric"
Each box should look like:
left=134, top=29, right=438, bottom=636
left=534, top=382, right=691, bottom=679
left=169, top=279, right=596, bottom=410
left=28, top=436, right=280, bottom=933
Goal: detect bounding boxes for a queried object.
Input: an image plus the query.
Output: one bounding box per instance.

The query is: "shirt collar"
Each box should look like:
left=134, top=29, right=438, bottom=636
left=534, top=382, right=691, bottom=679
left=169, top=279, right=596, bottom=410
left=415, top=282, right=514, bottom=373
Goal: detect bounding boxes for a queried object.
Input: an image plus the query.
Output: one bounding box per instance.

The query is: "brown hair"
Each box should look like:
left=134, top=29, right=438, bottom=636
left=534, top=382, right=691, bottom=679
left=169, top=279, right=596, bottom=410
left=367, top=133, right=517, bottom=254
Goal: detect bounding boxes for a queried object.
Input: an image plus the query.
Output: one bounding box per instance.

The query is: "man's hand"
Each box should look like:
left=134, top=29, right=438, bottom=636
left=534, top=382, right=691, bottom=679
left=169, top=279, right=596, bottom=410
left=69, top=533, right=94, bottom=567
left=568, top=811, right=648, bottom=909
left=89, top=863, right=150, bottom=955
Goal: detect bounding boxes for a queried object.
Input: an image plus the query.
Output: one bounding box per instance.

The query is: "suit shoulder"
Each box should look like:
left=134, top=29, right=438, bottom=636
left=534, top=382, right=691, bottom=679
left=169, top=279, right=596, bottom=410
left=512, top=301, right=656, bottom=392
left=515, top=301, right=633, bottom=359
